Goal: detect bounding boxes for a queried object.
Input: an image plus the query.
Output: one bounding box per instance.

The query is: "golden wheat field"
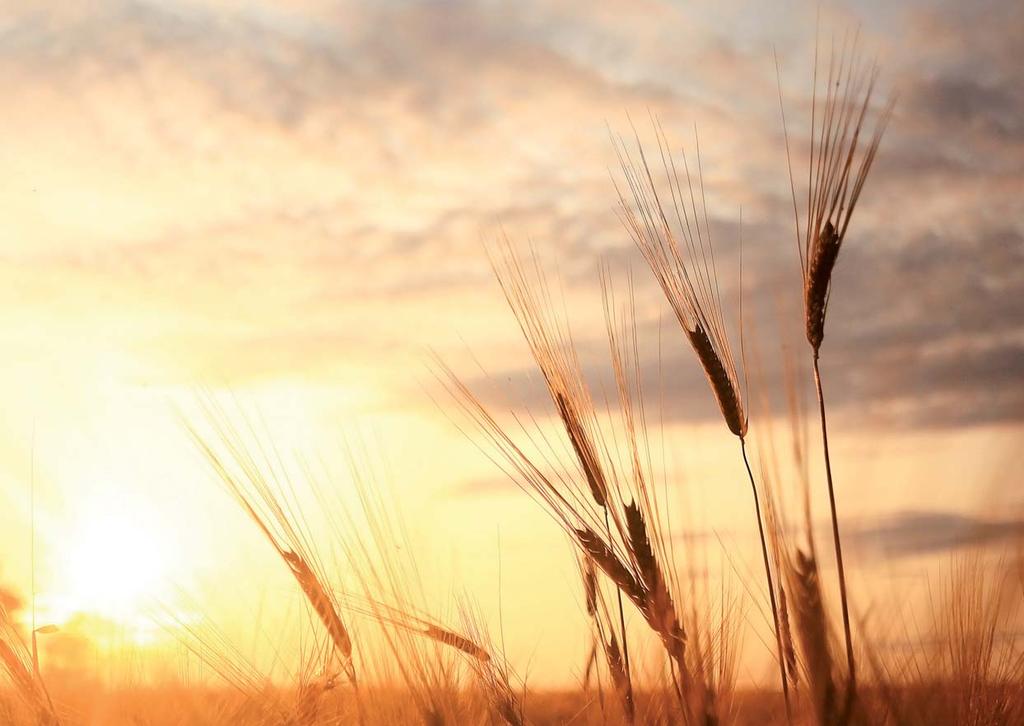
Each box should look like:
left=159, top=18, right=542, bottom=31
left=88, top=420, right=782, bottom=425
left=1, top=2, right=1023, bottom=725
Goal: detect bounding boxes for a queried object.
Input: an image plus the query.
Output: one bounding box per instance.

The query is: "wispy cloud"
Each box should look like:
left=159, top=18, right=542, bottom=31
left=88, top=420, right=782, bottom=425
left=846, top=509, right=1024, bottom=560
left=0, top=0, right=1019, bottom=428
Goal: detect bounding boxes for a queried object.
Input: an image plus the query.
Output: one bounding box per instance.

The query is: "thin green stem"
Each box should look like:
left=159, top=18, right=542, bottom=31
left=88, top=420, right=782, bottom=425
left=812, top=352, right=857, bottom=715
left=740, top=437, right=792, bottom=723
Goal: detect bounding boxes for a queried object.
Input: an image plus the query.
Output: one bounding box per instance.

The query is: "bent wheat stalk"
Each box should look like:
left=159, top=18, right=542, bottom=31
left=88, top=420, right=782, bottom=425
left=186, top=409, right=358, bottom=684
left=440, top=249, right=731, bottom=719
left=615, top=124, right=791, bottom=718
left=487, top=240, right=634, bottom=696
left=190, top=409, right=500, bottom=685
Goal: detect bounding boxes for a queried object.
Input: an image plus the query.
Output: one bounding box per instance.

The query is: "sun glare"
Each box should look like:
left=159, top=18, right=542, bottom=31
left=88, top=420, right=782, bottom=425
left=50, top=499, right=173, bottom=628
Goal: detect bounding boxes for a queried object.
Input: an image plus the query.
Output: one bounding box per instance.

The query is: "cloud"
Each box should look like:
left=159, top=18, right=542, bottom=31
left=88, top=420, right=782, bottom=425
left=845, top=509, right=1024, bottom=560
left=0, top=0, right=1019, bottom=429
left=911, top=76, right=1023, bottom=142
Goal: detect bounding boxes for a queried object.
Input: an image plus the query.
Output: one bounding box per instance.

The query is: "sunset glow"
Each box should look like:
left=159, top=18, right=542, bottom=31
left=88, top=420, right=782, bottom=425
left=0, top=1, right=1021, bottom=724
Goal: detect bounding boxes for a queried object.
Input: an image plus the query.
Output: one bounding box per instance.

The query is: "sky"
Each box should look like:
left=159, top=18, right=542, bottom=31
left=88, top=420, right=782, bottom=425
left=0, top=0, right=1022, bottom=688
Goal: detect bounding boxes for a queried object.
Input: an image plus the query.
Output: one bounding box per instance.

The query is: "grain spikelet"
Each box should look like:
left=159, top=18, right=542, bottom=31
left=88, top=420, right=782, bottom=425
left=624, top=500, right=686, bottom=662
left=777, top=581, right=799, bottom=688
left=781, top=39, right=894, bottom=353
left=687, top=322, right=746, bottom=437
left=554, top=391, right=608, bottom=507
left=804, top=221, right=840, bottom=351
left=790, top=548, right=837, bottom=724
left=489, top=239, right=610, bottom=510
left=187, top=410, right=357, bottom=683
left=458, top=606, right=525, bottom=726
left=422, top=625, right=491, bottom=662
left=281, top=550, right=355, bottom=664
left=575, top=527, right=645, bottom=609
left=615, top=124, right=747, bottom=439
left=579, top=556, right=635, bottom=722
left=582, top=558, right=598, bottom=618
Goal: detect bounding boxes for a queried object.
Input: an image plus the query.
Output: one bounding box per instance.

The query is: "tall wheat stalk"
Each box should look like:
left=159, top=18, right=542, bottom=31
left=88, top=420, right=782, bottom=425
left=778, top=35, right=894, bottom=716
left=614, top=125, right=792, bottom=718
left=485, top=242, right=636, bottom=701
left=441, top=247, right=739, bottom=722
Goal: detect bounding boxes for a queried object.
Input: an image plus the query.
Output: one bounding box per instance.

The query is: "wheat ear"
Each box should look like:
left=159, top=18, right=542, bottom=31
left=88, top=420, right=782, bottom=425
left=187, top=413, right=357, bottom=684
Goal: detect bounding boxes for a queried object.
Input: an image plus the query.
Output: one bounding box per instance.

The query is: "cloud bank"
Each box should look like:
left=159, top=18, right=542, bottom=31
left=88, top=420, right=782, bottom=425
left=0, top=0, right=1019, bottom=429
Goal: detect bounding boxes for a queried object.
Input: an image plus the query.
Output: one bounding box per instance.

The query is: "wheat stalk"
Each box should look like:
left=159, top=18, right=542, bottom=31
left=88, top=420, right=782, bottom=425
left=0, top=605, right=60, bottom=726
left=615, top=124, right=791, bottom=716
left=778, top=35, right=895, bottom=711
left=457, top=605, right=526, bottom=726
left=441, top=253, right=712, bottom=711
left=421, top=626, right=491, bottom=663
left=186, top=409, right=358, bottom=685
left=487, top=240, right=636, bottom=688
left=579, top=557, right=636, bottom=723
left=190, top=404, right=505, bottom=715
left=790, top=548, right=838, bottom=724
left=614, top=125, right=747, bottom=439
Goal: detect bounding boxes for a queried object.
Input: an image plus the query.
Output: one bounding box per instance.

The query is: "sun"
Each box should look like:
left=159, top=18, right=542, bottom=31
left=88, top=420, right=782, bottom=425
left=50, top=498, right=174, bottom=627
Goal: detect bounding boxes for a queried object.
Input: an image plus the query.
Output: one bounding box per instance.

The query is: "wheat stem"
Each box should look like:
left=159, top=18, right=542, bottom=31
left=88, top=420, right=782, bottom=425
left=604, top=507, right=634, bottom=711
left=740, top=438, right=792, bottom=722
left=812, top=352, right=856, bottom=715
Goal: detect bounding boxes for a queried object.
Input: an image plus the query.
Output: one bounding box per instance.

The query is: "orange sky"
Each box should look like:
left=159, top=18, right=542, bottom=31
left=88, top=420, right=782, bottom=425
left=0, top=0, right=1021, bottom=689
